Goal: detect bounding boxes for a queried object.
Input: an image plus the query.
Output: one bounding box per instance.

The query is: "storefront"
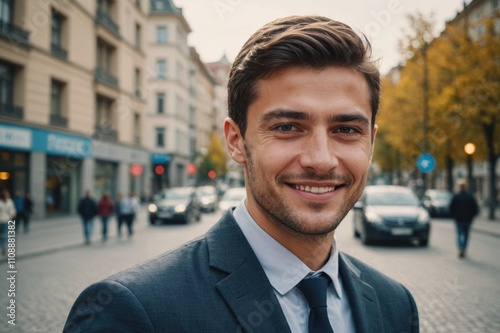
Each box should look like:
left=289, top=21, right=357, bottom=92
left=94, top=160, right=118, bottom=200
left=1, top=123, right=92, bottom=218
left=0, top=125, right=31, bottom=195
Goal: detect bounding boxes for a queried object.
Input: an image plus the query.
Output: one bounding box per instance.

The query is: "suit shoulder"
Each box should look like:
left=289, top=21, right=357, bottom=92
left=341, top=252, right=412, bottom=294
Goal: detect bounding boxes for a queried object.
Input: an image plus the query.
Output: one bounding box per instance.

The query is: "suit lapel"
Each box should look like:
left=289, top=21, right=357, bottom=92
left=339, top=253, right=383, bottom=333
left=207, top=211, right=291, bottom=333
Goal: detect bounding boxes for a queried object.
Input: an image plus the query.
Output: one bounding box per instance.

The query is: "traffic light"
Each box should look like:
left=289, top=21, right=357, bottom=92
left=154, top=165, right=164, bottom=175
left=208, top=170, right=216, bottom=179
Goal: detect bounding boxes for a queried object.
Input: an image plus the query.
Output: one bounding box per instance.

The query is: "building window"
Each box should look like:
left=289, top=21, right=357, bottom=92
left=135, top=0, right=141, bottom=8
left=51, top=80, right=63, bottom=116
left=95, top=95, right=117, bottom=140
left=156, top=92, right=165, bottom=114
left=135, top=23, right=141, bottom=49
left=156, top=127, right=165, bottom=147
left=51, top=9, right=67, bottom=59
left=134, top=68, right=141, bottom=97
left=133, top=113, right=140, bottom=144
left=95, top=95, right=113, bottom=127
left=0, top=0, right=13, bottom=23
left=156, top=26, right=167, bottom=43
left=0, top=60, right=14, bottom=107
left=50, top=79, right=67, bottom=126
left=156, top=59, right=166, bottom=79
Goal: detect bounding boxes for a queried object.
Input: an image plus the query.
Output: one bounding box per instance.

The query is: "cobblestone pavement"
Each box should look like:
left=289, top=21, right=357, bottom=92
left=0, top=210, right=499, bottom=332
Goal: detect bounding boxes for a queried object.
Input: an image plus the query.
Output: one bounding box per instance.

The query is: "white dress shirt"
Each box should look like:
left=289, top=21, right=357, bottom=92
left=233, top=201, right=356, bottom=333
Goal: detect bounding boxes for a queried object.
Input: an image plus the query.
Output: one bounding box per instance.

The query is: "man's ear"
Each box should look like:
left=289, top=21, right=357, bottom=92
left=224, top=117, right=246, bottom=164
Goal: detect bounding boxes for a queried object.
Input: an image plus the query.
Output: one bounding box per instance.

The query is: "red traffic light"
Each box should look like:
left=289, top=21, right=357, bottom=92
left=208, top=170, right=216, bottom=179
left=154, top=165, right=164, bottom=175
left=130, top=164, right=143, bottom=176
left=186, top=163, right=197, bottom=175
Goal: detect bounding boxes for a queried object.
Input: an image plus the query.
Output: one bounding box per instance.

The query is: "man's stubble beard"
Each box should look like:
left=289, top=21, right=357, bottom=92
left=243, top=143, right=365, bottom=238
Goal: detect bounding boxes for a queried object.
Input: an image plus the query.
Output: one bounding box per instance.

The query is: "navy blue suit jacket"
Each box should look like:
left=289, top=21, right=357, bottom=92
left=64, top=210, right=419, bottom=332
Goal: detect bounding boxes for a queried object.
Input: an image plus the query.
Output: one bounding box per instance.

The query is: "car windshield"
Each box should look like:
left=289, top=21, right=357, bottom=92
left=367, top=191, right=419, bottom=206
left=158, top=189, right=191, bottom=200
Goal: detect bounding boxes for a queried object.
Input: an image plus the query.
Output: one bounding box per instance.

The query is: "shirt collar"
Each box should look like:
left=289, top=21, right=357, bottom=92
left=233, top=201, right=343, bottom=299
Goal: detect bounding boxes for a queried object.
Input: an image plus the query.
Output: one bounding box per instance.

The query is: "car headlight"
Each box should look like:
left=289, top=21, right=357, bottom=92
left=418, top=210, right=430, bottom=224
left=365, top=211, right=383, bottom=224
left=148, top=204, right=157, bottom=213
left=175, top=204, right=186, bottom=213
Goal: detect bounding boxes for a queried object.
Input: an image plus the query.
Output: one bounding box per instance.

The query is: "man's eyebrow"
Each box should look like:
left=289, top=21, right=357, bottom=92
left=261, top=109, right=310, bottom=122
left=329, top=113, right=370, bottom=126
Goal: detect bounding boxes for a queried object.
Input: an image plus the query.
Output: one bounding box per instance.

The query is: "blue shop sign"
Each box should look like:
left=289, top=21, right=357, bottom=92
left=151, top=153, right=171, bottom=164
left=0, top=124, right=92, bottom=157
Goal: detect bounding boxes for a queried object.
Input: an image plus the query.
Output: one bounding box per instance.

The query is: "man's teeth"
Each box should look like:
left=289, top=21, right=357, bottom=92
left=292, top=185, right=335, bottom=194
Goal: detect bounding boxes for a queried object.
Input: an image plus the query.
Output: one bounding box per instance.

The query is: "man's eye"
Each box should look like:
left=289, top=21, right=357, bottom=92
left=337, top=126, right=357, bottom=134
left=274, top=124, right=296, bottom=132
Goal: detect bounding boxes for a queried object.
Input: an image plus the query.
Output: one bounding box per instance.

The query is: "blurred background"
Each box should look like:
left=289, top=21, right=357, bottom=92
left=0, top=0, right=498, bottom=332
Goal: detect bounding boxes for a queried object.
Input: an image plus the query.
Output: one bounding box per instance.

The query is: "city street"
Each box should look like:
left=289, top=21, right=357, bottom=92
left=1, top=208, right=499, bottom=333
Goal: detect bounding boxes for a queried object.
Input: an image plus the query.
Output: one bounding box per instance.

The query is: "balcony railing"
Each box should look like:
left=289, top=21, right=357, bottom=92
left=50, top=114, right=68, bottom=127
left=0, top=102, right=24, bottom=119
left=51, top=43, right=68, bottom=60
left=94, top=125, right=118, bottom=141
left=0, top=20, right=30, bottom=48
left=95, top=8, right=120, bottom=37
left=94, top=67, right=118, bottom=88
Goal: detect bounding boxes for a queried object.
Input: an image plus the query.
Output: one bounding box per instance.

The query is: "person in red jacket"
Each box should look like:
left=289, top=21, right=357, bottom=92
left=98, top=193, right=114, bottom=242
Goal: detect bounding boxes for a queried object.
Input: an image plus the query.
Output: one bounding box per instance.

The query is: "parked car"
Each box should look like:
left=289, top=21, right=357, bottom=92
left=353, top=185, right=431, bottom=246
left=196, top=185, right=218, bottom=212
left=148, top=187, right=201, bottom=225
left=422, top=189, right=453, bottom=217
left=218, top=187, right=246, bottom=211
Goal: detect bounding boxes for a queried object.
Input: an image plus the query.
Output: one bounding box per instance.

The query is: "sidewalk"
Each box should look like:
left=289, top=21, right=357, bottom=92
left=2, top=208, right=149, bottom=261
left=2, top=207, right=499, bottom=261
left=469, top=207, right=500, bottom=238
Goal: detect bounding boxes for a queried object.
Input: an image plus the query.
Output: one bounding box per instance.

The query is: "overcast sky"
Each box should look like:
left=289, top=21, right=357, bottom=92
left=174, top=0, right=467, bottom=74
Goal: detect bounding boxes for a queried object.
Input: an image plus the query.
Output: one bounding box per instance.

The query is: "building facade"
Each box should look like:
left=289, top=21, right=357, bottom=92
left=145, top=0, right=193, bottom=191
left=0, top=0, right=151, bottom=219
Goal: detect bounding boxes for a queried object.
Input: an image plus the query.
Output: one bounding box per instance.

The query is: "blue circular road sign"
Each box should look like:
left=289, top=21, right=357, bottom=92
left=417, top=153, right=436, bottom=174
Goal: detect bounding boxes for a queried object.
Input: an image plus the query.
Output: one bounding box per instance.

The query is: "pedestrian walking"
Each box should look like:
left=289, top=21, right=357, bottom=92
left=115, top=193, right=125, bottom=238
left=449, top=182, right=479, bottom=258
left=120, top=192, right=139, bottom=238
left=23, top=192, right=33, bottom=233
left=0, top=189, right=16, bottom=256
left=77, top=190, right=98, bottom=245
left=66, top=15, right=419, bottom=332
left=12, top=191, right=26, bottom=231
left=97, top=192, right=114, bottom=242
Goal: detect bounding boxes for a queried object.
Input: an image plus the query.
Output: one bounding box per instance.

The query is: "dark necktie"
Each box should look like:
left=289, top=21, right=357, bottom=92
left=298, top=273, right=334, bottom=333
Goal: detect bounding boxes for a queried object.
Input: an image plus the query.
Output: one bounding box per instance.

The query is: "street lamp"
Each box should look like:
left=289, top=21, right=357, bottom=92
left=464, top=142, right=476, bottom=193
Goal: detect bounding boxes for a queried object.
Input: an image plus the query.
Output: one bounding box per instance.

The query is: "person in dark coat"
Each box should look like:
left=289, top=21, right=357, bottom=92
left=449, top=182, right=479, bottom=258
left=12, top=191, right=25, bottom=231
left=23, top=192, right=34, bottom=233
left=98, top=193, right=114, bottom=242
left=77, top=190, right=98, bottom=245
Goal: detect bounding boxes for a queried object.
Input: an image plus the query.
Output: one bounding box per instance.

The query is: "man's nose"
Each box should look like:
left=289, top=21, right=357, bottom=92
left=299, top=131, right=338, bottom=173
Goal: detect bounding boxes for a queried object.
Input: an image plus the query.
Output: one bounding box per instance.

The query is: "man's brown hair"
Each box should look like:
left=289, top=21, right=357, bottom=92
left=228, top=15, right=380, bottom=137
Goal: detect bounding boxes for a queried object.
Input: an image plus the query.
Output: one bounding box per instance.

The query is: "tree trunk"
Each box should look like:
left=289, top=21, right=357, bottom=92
left=483, top=121, right=498, bottom=220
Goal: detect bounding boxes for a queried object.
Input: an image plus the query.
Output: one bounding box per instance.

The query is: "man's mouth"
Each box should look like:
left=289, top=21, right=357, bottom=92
left=290, top=184, right=336, bottom=194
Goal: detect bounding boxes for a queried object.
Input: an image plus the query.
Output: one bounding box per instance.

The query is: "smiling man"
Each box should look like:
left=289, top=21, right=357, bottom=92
left=64, top=16, right=419, bottom=333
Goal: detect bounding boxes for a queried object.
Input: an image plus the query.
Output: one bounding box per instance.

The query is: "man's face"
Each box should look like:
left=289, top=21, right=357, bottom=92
left=225, top=66, right=377, bottom=238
